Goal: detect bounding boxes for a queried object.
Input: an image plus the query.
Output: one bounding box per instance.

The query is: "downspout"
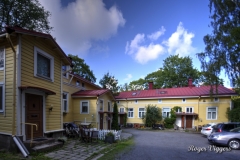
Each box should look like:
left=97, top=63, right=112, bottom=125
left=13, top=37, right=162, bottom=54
left=6, top=33, right=16, bottom=135
left=198, top=96, right=201, bottom=131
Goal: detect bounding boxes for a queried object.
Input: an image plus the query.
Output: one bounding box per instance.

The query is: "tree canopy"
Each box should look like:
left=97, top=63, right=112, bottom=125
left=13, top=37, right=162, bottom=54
left=127, top=55, right=201, bottom=89
left=99, top=72, right=119, bottom=93
left=197, top=0, right=240, bottom=87
left=68, top=54, right=96, bottom=83
left=0, top=0, right=53, bottom=33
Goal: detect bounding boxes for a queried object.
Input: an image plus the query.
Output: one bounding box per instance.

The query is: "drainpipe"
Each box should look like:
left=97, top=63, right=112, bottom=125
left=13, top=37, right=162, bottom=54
left=198, top=96, right=201, bottom=131
left=6, top=33, right=16, bottom=135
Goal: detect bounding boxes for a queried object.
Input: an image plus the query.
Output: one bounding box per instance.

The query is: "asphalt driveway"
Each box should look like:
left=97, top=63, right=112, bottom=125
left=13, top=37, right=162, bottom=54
left=116, top=129, right=240, bottom=160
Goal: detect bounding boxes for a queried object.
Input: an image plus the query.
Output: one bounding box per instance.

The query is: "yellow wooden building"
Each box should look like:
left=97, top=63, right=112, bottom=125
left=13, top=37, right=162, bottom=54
left=0, top=26, right=116, bottom=151
left=115, top=81, right=237, bottom=129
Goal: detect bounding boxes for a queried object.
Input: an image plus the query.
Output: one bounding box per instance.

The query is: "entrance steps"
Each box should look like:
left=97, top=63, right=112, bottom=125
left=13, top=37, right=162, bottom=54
left=23, top=138, right=63, bottom=152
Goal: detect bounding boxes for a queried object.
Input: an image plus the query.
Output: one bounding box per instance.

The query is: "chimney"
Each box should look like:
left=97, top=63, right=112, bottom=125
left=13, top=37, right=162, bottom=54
left=148, top=82, right=153, bottom=90
left=188, top=78, right=193, bottom=88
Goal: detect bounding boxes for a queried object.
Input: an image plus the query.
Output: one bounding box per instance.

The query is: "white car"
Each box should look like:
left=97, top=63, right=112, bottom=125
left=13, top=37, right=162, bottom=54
left=201, top=123, right=216, bottom=137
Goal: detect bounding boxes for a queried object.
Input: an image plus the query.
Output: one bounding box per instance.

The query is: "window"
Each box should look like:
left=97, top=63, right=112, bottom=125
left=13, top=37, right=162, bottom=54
left=76, top=80, right=80, bottom=86
left=134, top=100, right=138, bottom=104
left=82, top=83, right=85, bottom=88
left=207, top=107, right=217, bottom=120
left=186, top=107, right=193, bottom=113
left=138, top=108, right=145, bottom=118
left=0, top=84, right=4, bottom=112
left=99, top=100, right=103, bottom=111
left=117, top=101, right=120, bottom=104
left=80, top=101, right=89, bottom=114
left=128, top=108, right=134, bottom=118
left=34, top=47, right=54, bottom=81
left=120, top=108, right=124, bottom=113
left=158, top=99, right=162, bottom=103
left=182, top=98, right=186, bottom=102
left=62, top=65, right=69, bottom=78
left=108, top=101, right=111, bottom=112
left=62, top=92, right=68, bottom=112
left=214, top=97, right=219, bottom=102
left=0, top=48, right=5, bottom=70
left=162, top=108, right=170, bottom=118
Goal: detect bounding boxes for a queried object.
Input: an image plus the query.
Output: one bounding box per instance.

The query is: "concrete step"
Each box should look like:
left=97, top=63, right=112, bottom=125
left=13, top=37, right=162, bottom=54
left=32, top=141, right=63, bottom=152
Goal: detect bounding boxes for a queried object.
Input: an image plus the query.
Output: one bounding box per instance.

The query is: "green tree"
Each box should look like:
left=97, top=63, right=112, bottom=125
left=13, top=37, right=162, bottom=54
left=197, top=0, right=240, bottom=87
left=129, top=78, right=146, bottom=90
left=119, top=83, right=129, bottom=92
left=68, top=54, right=96, bottom=83
left=0, top=0, right=53, bottom=33
left=99, top=72, right=119, bottom=93
left=164, top=106, right=181, bottom=129
left=142, top=105, right=162, bottom=127
left=111, top=102, right=119, bottom=130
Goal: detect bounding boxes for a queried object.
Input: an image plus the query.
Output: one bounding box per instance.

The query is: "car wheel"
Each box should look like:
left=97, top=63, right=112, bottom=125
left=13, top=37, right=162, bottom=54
left=228, top=139, right=240, bottom=150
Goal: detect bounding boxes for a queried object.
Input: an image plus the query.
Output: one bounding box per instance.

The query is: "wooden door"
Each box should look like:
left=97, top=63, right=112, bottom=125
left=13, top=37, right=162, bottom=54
left=107, top=114, right=111, bottom=130
left=100, top=114, right=103, bottom=129
left=120, top=115, right=124, bottom=125
left=25, top=93, right=43, bottom=139
left=186, top=115, right=193, bottom=128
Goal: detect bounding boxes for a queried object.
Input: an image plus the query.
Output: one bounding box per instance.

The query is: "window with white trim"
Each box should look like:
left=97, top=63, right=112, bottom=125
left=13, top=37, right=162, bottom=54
left=134, top=100, right=138, bottom=104
left=0, top=83, right=4, bottom=112
left=99, top=100, right=103, bottom=111
left=186, top=107, right=193, bottom=113
left=162, top=108, right=170, bottom=118
left=34, top=47, right=54, bottom=81
left=108, top=101, right=111, bottom=112
left=207, top=107, right=217, bottom=120
left=117, top=101, right=120, bottom=104
left=80, top=101, right=89, bottom=114
left=76, top=80, right=80, bottom=86
left=128, top=108, right=134, bottom=118
left=182, top=98, right=186, bottom=102
left=62, top=65, right=69, bottom=78
left=0, top=48, right=5, bottom=70
left=120, top=108, right=124, bottom=113
left=214, top=97, right=219, bottom=102
left=138, top=108, right=145, bottom=118
left=158, top=99, right=162, bottom=103
left=62, top=92, right=68, bottom=112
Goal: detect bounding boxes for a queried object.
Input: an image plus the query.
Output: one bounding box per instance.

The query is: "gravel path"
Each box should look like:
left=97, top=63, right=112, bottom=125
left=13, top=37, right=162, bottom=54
left=115, top=129, right=240, bottom=160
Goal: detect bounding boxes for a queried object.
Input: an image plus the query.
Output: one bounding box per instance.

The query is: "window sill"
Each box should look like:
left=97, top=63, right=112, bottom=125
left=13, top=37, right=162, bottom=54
left=35, top=74, right=53, bottom=82
left=81, top=112, right=89, bottom=114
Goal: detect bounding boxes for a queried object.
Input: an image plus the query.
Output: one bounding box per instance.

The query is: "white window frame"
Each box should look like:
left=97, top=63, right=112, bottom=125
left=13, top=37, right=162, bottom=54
left=214, top=97, right=219, bottom=102
left=108, top=101, right=111, bottom=112
left=206, top=107, right=217, bottom=120
left=138, top=108, right=145, bottom=118
left=99, top=99, right=103, bottom=111
left=120, top=108, right=125, bottom=113
left=158, top=99, right=162, bottom=103
left=80, top=100, right=89, bottom=114
left=186, top=107, right=193, bottom=113
left=182, top=98, right=186, bottom=103
left=62, top=65, right=69, bottom=79
left=62, top=92, right=68, bottom=112
left=76, top=80, right=80, bottom=86
left=162, top=107, right=171, bottom=118
left=0, top=82, right=5, bottom=112
left=34, top=47, right=54, bottom=82
left=134, top=100, right=138, bottom=104
left=117, top=101, right=120, bottom=104
left=128, top=108, right=134, bottom=118
left=0, top=48, right=5, bottom=70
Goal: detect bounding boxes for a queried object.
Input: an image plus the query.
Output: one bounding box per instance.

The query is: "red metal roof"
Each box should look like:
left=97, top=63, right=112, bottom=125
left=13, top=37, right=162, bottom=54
left=115, top=85, right=237, bottom=99
left=72, top=89, right=115, bottom=99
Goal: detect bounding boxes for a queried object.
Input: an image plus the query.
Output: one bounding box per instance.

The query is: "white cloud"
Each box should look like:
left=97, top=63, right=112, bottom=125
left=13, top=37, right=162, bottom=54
left=39, top=0, right=125, bottom=55
left=147, top=26, right=166, bottom=41
left=125, top=33, right=165, bottom=64
left=124, top=74, right=133, bottom=81
left=163, top=22, right=195, bottom=56
left=125, top=22, right=196, bottom=64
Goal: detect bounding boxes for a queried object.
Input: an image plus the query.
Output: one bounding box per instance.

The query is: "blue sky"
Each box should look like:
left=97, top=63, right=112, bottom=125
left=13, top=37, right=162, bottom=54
left=39, top=0, right=231, bottom=87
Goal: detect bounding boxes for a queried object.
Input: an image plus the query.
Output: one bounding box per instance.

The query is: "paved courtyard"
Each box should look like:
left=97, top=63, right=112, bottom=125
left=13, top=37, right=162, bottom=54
left=116, top=129, right=240, bottom=160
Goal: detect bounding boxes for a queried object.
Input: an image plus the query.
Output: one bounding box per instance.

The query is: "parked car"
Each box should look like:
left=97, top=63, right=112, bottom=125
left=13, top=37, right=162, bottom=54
left=211, top=122, right=240, bottom=133
left=208, top=127, right=240, bottom=149
left=201, top=123, right=216, bottom=136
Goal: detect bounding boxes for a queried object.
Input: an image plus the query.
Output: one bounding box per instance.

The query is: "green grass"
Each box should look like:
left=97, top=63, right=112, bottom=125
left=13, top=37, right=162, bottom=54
left=87, top=138, right=134, bottom=160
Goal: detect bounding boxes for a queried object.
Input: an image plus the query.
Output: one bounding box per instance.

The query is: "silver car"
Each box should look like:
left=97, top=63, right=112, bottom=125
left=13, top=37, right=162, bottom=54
left=208, top=127, right=240, bottom=150
left=201, top=123, right=216, bottom=136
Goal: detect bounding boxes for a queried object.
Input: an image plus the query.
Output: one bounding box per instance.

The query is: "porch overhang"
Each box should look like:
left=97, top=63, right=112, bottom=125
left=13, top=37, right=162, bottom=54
left=19, top=86, right=56, bottom=95
left=175, top=112, right=198, bottom=116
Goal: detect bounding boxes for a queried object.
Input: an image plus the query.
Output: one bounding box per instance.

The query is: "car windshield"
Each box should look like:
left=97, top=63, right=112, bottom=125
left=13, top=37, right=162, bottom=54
left=230, top=127, right=240, bottom=133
